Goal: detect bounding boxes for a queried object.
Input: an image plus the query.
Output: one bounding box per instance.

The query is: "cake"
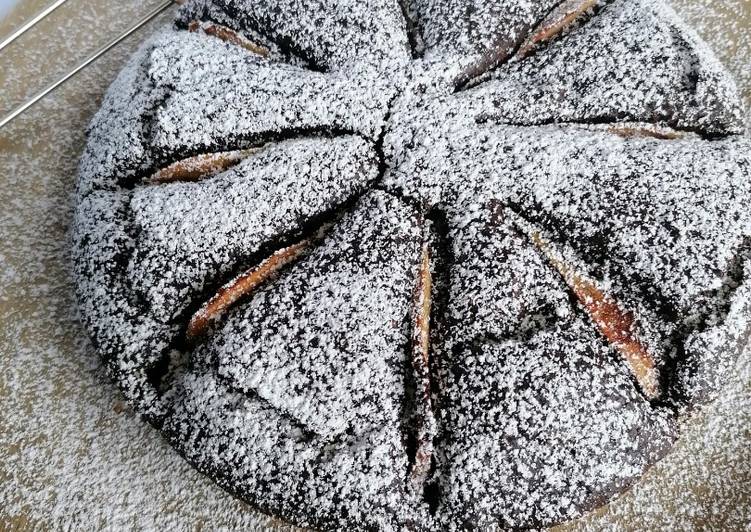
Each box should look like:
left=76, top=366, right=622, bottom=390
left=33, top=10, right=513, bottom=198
left=72, top=0, right=751, bottom=529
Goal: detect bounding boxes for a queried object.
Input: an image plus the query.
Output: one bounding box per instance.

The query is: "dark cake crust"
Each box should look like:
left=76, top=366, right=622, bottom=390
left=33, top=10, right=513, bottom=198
left=73, top=0, right=751, bottom=529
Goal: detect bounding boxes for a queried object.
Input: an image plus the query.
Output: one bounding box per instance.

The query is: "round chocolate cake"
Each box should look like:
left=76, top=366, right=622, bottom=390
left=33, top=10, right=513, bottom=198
left=73, top=0, right=751, bottom=529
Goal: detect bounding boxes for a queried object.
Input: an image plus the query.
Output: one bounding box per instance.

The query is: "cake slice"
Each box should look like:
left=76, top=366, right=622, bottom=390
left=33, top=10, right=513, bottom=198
left=403, top=0, right=560, bottom=85
left=147, top=30, right=393, bottom=157
left=128, top=135, right=376, bottom=323
left=175, top=0, right=411, bottom=73
left=434, top=319, right=676, bottom=529
left=440, top=200, right=570, bottom=350
left=163, top=369, right=425, bottom=530
left=208, top=190, right=423, bottom=437
left=471, top=0, right=744, bottom=135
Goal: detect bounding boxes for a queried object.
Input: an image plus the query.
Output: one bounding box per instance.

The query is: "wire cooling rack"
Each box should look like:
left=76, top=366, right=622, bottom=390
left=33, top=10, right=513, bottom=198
left=0, top=0, right=180, bottom=128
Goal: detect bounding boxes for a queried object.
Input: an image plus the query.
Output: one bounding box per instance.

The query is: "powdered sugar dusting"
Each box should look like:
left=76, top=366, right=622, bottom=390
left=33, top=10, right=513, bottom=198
left=1, top=0, right=748, bottom=528
left=71, top=0, right=751, bottom=528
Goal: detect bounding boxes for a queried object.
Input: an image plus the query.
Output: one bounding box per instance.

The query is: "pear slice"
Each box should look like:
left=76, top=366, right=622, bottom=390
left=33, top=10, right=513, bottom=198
left=531, top=231, right=661, bottom=399
left=415, top=245, right=432, bottom=376
left=409, top=244, right=437, bottom=489
left=148, top=148, right=261, bottom=184
left=607, top=123, right=687, bottom=140
left=188, top=20, right=269, bottom=57
left=186, top=239, right=311, bottom=340
left=517, top=0, right=597, bottom=59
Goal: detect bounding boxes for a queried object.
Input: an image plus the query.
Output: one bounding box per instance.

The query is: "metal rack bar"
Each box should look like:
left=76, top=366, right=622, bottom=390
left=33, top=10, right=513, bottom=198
left=0, top=0, right=70, bottom=53
left=0, top=0, right=177, bottom=129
